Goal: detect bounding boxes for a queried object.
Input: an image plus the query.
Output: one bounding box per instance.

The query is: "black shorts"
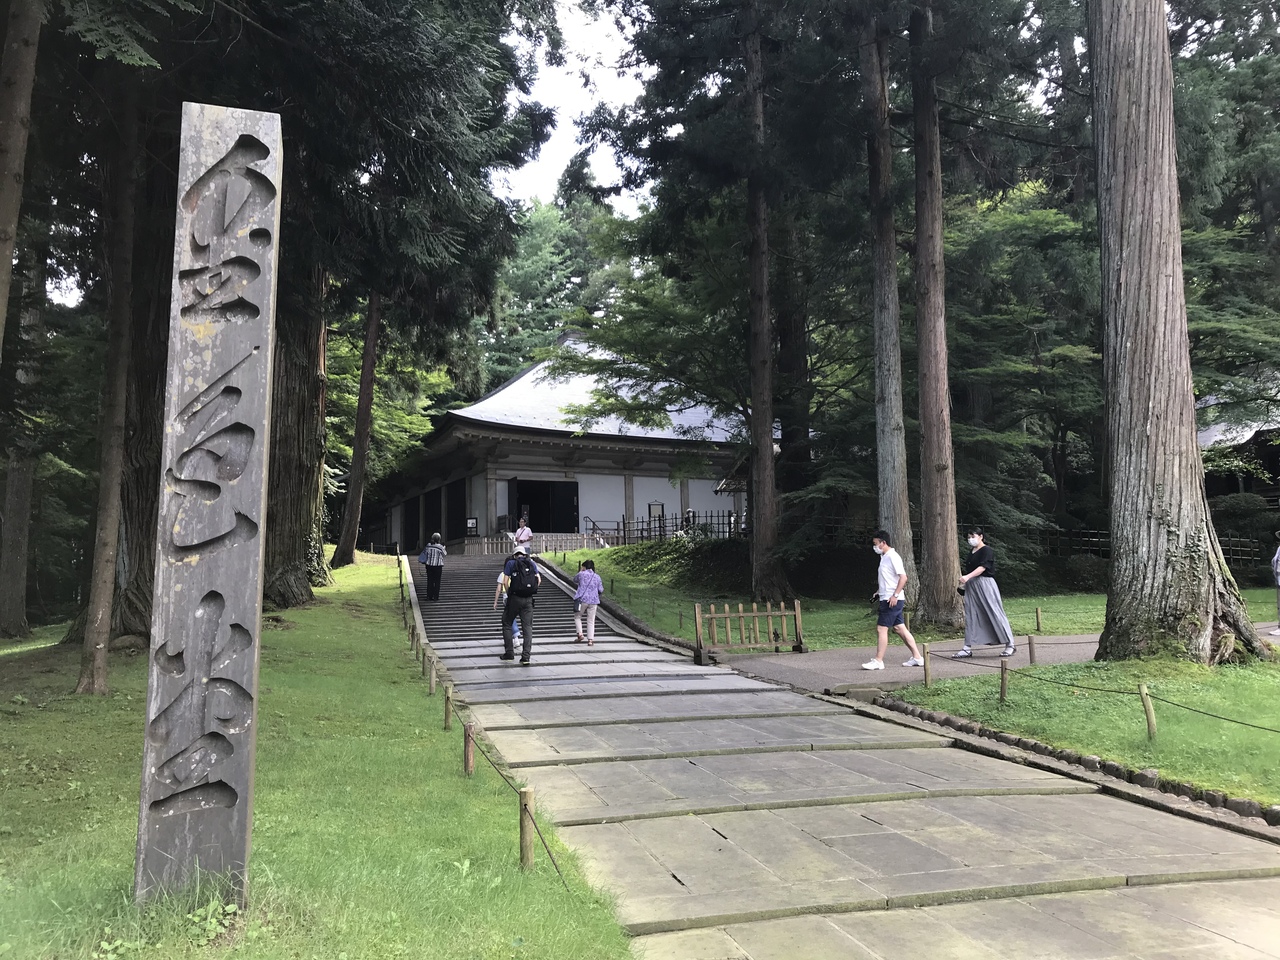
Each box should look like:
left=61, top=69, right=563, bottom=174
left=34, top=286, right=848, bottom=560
left=877, top=599, right=905, bottom=628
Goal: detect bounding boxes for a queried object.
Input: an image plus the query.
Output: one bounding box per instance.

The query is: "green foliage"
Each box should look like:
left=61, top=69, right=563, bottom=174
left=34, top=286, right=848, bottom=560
left=1208, top=493, right=1277, bottom=549
left=1202, top=446, right=1272, bottom=482
left=324, top=315, right=448, bottom=506
left=58, top=0, right=198, bottom=69
left=464, top=192, right=618, bottom=398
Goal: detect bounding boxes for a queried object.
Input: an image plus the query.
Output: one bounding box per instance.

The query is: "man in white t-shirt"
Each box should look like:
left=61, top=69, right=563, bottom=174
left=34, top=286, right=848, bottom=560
left=863, top=529, right=924, bottom=670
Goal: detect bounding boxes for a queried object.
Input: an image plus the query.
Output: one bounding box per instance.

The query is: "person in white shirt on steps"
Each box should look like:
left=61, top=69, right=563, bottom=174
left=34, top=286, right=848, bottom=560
left=862, top=529, right=924, bottom=670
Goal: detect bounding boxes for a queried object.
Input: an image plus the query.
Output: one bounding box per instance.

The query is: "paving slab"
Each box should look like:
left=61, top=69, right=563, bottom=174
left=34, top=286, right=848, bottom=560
left=520, top=746, right=1090, bottom=824
left=490, top=714, right=946, bottom=767
left=440, top=650, right=684, bottom=670
left=622, top=881, right=1280, bottom=960
left=468, top=690, right=843, bottom=729
left=565, top=793, right=1280, bottom=934
left=456, top=674, right=776, bottom=704
left=447, top=660, right=721, bottom=686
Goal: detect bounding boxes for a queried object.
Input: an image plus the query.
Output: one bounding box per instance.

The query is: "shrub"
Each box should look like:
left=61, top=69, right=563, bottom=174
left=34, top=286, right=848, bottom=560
left=1209, top=493, right=1273, bottom=539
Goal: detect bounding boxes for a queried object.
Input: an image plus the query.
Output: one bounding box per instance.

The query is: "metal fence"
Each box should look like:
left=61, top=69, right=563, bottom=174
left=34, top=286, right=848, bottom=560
left=582, top=510, right=744, bottom=546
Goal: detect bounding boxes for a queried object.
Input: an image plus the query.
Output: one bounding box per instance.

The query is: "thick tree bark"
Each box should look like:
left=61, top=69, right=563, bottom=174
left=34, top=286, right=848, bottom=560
left=0, top=452, right=34, bottom=636
left=76, top=77, right=140, bottom=695
left=0, top=0, right=41, bottom=373
left=0, top=245, right=44, bottom=637
left=1089, top=0, right=1266, bottom=663
left=911, top=3, right=963, bottom=627
left=862, top=18, right=918, bottom=606
left=331, top=291, right=381, bottom=568
left=744, top=7, right=791, bottom=601
left=264, top=265, right=332, bottom=607
left=774, top=215, right=811, bottom=499
left=113, top=189, right=172, bottom=641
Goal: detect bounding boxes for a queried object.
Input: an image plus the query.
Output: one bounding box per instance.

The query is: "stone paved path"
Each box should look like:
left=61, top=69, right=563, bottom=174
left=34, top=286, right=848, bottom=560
left=412, top=556, right=1280, bottom=957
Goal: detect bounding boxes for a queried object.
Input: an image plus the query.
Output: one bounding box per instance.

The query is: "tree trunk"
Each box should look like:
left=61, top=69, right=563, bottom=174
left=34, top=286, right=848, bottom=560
left=862, top=17, right=919, bottom=606
left=911, top=2, right=963, bottom=627
left=745, top=6, right=791, bottom=601
left=112, top=183, right=173, bottom=642
left=1089, top=0, right=1265, bottom=663
left=0, top=452, right=34, bottom=636
left=0, top=0, right=41, bottom=373
left=264, top=265, right=332, bottom=607
left=331, top=291, right=381, bottom=568
left=774, top=214, right=811, bottom=500
left=0, top=241, right=44, bottom=637
left=75, top=76, right=140, bottom=695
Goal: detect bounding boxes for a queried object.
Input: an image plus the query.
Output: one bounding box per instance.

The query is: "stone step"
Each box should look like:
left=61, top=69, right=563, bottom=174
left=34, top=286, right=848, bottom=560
left=631, top=877, right=1280, bottom=960
left=558, top=793, right=1280, bottom=935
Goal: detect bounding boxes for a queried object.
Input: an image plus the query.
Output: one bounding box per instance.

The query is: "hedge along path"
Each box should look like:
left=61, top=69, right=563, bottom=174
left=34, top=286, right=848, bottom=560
left=406, top=554, right=1280, bottom=956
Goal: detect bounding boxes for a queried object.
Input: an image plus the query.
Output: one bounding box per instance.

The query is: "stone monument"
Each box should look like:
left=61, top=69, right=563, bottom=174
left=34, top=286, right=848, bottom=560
left=135, top=103, right=282, bottom=902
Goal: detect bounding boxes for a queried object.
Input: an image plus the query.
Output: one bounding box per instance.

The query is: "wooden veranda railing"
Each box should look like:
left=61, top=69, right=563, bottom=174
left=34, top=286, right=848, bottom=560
left=693, top=600, right=807, bottom=665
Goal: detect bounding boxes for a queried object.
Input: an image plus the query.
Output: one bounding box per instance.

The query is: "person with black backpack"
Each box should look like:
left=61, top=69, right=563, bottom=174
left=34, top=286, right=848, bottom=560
left=499, top=545, right=541, bottom=663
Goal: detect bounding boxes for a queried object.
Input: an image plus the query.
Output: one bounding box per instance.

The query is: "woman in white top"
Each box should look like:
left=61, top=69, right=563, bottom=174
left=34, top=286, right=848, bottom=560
left=514, top=517, right=533, bottom=549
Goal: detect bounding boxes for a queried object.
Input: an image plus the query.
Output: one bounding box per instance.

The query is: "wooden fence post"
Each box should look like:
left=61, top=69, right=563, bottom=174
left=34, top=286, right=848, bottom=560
left=444, top=683, right=454, bottom=731
left=1035, top=606, right=1043, bottom=632
left=923, top=643, right=931, bottom=687
left=999, top=660, right=1009, bottom=702
left=428, top=659, right=437, bottom=696
left=1138, top=683, right=1157, bottom=740
left=693, top=603, right=705, bottom=666
left=1028, top=635, right=1037, bottom=665
left=519, top=786, right=535, bottom=870
left=463, top=722, right=476, bottom=776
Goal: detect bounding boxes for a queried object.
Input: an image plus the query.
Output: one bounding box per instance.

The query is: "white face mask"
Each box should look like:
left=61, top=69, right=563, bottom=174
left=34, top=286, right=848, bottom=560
left=967, top=536, right=979, bottom=547
left=873, top=544, right=884, bottom=555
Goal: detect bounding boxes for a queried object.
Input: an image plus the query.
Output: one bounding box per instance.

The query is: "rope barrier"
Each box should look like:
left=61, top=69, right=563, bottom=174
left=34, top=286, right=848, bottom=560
left=471, top=738, right=571, bottom=890
left=922, top=650, right=1280, bottom=734
left=1145, top=695, right=1280, bottom=736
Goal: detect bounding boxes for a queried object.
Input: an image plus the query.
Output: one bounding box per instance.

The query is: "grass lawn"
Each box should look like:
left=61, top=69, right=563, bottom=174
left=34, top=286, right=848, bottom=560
left=554, top=546, right=1280, bottom=651
left=0, top=554, right=629, bottom=960
left=894, top=657, right=1280, bottom=807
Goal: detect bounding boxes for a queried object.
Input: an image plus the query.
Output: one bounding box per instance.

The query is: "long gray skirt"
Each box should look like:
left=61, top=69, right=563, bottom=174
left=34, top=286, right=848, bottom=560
left=964, top=576, right=1015, bottom=649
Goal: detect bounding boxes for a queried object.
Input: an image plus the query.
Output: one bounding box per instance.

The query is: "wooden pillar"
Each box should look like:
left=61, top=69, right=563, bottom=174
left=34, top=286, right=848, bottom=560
left=136, top=102, right=283, bottom=904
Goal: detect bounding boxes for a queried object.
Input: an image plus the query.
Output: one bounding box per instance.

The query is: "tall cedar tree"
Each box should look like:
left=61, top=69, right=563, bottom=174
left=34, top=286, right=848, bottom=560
left=1089, top=0, right=1266, bottom=662
left=75, top=73, right=139, bottom=695
left=862, top=10, right=918, bottom=603
left=0, top=0, right=41, bottom=374
left=911, top=1, right=963, bottom=626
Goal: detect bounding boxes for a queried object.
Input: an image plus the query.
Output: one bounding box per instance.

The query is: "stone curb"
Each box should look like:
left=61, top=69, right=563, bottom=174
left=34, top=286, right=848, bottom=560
left=816, top=692, right=1280, bottom=843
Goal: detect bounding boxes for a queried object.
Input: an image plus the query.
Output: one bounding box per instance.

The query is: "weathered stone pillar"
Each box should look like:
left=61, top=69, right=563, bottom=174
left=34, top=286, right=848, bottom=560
left=135, top=103, right=282, bottom=902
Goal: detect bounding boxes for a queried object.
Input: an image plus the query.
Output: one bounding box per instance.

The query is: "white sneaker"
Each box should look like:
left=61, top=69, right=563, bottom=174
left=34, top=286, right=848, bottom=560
left=902, top=656, right=924, bottom=667
left=861, top=659, right=885, bottom=670
left=1269, top=628, right=1280, bottom=637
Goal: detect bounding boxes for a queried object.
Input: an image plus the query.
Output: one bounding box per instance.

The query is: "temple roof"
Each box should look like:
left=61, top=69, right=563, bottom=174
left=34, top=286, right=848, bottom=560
left=446, top=345, right=739, bottom=444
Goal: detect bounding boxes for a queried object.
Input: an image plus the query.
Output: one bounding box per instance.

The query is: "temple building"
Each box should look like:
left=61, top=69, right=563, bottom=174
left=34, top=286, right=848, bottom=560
left=362, top=346, right=742, bottom=552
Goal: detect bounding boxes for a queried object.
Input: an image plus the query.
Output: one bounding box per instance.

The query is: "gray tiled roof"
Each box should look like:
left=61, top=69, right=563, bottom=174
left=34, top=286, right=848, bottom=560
left=450, top=351, right=739, bottom=443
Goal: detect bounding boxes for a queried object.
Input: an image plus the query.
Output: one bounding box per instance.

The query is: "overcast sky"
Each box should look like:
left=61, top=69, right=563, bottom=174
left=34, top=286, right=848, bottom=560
left=493, top=2, right=645, bottom=214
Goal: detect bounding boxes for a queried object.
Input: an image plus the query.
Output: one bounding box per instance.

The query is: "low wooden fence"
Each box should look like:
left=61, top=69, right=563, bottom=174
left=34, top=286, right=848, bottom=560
left=693, top=600, right=807, bottom=665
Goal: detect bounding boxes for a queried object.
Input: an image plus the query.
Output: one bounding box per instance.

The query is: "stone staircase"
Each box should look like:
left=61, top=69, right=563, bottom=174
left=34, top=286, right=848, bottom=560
left=409, top=554, right=1280, bottom=959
